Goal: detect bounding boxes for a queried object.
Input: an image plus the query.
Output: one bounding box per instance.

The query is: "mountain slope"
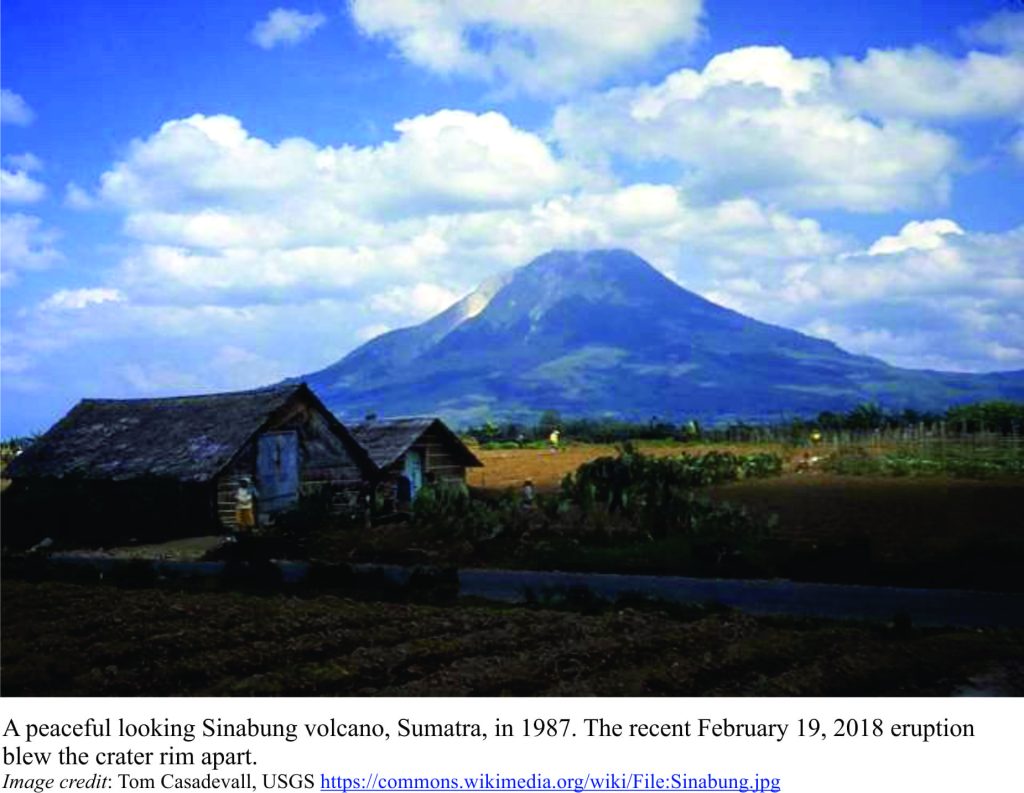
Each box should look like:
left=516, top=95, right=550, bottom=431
left=298, top=249, right=1024, bottom=424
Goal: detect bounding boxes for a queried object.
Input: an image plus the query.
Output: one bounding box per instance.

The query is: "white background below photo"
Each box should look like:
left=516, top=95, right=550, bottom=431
left=0, top=698, right=1018, bottom=793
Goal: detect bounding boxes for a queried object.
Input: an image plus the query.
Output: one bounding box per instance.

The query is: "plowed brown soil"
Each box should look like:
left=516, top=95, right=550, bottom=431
left=708, top=473, right=1024, bottom=551
left=3, top=580, right=1022, bottom=696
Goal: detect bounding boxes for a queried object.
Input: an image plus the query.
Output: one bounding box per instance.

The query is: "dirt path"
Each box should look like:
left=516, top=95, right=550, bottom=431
left=37, top=554, right=1024, bottom=628
left=458, top=567, right=1024, bottom=628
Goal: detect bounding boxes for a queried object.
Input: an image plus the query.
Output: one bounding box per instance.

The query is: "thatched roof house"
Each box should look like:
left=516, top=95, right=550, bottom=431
left=349, top=417, right=482, bottom=501
left=5, top=384, right=376, bottom=545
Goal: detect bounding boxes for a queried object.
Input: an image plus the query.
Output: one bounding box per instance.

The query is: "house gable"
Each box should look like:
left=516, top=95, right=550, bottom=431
left=349, top=417, right=482, bottom=483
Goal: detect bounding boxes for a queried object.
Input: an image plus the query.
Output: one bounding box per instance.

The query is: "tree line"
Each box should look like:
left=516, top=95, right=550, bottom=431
left=465, top=401, right=1024, bottom=445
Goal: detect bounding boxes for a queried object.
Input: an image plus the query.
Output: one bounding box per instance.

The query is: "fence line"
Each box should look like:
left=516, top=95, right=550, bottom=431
left=711, top=422, right=1022, bottom=455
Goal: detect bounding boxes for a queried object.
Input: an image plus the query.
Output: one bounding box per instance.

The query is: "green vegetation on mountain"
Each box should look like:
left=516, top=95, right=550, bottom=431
left=298, top=250, right=1024, bottom=424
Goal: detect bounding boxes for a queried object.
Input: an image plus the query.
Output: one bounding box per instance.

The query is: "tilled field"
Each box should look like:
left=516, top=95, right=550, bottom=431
left=707, top=473, right=1024, bottom=552
left=3, top=580, right=1022, bottom=696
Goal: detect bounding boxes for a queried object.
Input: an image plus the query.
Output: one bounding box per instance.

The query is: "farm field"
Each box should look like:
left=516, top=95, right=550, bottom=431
left=467, top=441, right=787, bottom=491
left=465, top=443, right=1024, bottom=590
left=3, top=579, right=1022, bottom=696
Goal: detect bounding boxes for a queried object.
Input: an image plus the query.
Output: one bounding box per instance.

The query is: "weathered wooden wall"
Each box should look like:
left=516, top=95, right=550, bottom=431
left=216, top=401, right=366, bottom=529
left=370, top=425, right=469, bottom=509
left=416, top=423, right=469, bottom=484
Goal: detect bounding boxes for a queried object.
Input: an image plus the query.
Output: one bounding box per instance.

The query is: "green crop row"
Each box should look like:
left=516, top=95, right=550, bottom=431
left=823, top=448, right=1024, bottom=478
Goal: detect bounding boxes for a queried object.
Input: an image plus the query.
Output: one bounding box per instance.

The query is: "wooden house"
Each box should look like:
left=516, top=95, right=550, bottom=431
left=348, top=417, right=482, bottom=503
left=3, top=383, right=376, bottom=546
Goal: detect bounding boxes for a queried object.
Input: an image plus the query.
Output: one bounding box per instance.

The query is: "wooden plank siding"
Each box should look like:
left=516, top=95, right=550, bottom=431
left=419, top=425, right=471, bottom=484
left=378, top=442, right=468, bottom=485
left=216, top=400, right=367, bottom=530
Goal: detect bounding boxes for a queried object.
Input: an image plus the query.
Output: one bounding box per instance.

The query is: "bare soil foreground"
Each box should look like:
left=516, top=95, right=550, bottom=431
left=3, top=580, right=1022, bottom=696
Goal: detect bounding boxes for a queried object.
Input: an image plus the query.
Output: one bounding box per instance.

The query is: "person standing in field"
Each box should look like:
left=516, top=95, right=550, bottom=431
left=521, top=478, right=536, bottom=508
left=548, top=428, right=560, bottom=453
left=234, top=476, right=259, bottom=534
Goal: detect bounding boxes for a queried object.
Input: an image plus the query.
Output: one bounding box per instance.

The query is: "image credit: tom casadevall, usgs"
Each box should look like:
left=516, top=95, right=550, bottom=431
left=0, top=703, right=1010, bottom=793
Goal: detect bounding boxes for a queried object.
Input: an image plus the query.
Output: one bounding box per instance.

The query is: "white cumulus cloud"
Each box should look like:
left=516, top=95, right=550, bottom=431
left=77, top=110, right=583, bottom=301
left=40, top=288, right=126, bottom=311
left=64, top=182, right=98, bottom=209
left=1, top=167, right=46, bottom=203
left=836, top=47, right=1024, bottom=121
left=250, top=8, right=326, bottom=49
left=75, top=102, right=847, bottom=305
left=867, top=219, right=965, bottom=256
left=553, top=46, right=957, bottom=213
left=0, top=214, right=63, bottom=286
left=4, top=153, right=43, bottom=172
left=704, top=222, right=1024, bottom=372
left=350, top=0, right=704, bottom=96
left=97, top=111, right=573, bottom=222
left=961, top=10, right=1024, bottom=52
left=0, top=89, right=34, bottom=125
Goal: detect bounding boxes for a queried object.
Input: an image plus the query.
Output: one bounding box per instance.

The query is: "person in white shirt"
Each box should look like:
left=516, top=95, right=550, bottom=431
left=234, top=476, right=259, bottom=533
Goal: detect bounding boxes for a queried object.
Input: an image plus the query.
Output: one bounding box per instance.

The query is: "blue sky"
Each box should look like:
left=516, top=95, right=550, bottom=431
left=2, top=0, right=1023, bottom=435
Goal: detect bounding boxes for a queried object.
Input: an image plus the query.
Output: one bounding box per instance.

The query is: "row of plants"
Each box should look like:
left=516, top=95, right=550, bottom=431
left=822, top=447, right=1024, bottom=478
left=408, top=448, right=784, bottom=541
left=395, top=448, right=785, bottom=578
left=562, top=446, right=781, bottom=506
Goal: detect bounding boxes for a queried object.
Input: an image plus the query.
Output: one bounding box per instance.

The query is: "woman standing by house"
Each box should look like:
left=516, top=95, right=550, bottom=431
left=234, top=476, right=259, bottom=534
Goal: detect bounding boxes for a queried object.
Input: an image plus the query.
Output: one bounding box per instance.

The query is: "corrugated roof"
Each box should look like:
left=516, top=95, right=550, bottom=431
left=6, top=384, right=328, bottom=482
left=349, top=417, right=482, bottom=469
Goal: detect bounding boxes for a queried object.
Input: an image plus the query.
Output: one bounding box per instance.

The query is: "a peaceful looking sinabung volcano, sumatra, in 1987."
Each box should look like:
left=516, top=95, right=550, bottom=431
left=297, top=248, right=1024, bottom=426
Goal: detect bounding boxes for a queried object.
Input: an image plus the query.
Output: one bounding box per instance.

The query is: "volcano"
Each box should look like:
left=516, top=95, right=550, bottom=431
left=296, top=249, right=1024, bottom=424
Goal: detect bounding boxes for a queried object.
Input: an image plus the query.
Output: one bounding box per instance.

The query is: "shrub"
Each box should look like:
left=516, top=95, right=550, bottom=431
left=412, top=481, right=512, bottom=541
left=557, top=447, right=779, bottom=568
left=562, top=446, right=783, bottom=507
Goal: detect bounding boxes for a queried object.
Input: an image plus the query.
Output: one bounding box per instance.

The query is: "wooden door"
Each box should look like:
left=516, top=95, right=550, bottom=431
left=257, top=431, right=300, bottom=513
left=403, top=449, right=424, bottom=498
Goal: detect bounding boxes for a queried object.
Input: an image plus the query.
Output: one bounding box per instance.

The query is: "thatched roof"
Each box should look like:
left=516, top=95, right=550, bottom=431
left=349, top=417, right=482, bottom=469
left=6, top=383, right=372, bottom=482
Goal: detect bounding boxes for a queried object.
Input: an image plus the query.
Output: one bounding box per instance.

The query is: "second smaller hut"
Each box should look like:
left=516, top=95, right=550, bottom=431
left=349, top=417, right=482, bottom=505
